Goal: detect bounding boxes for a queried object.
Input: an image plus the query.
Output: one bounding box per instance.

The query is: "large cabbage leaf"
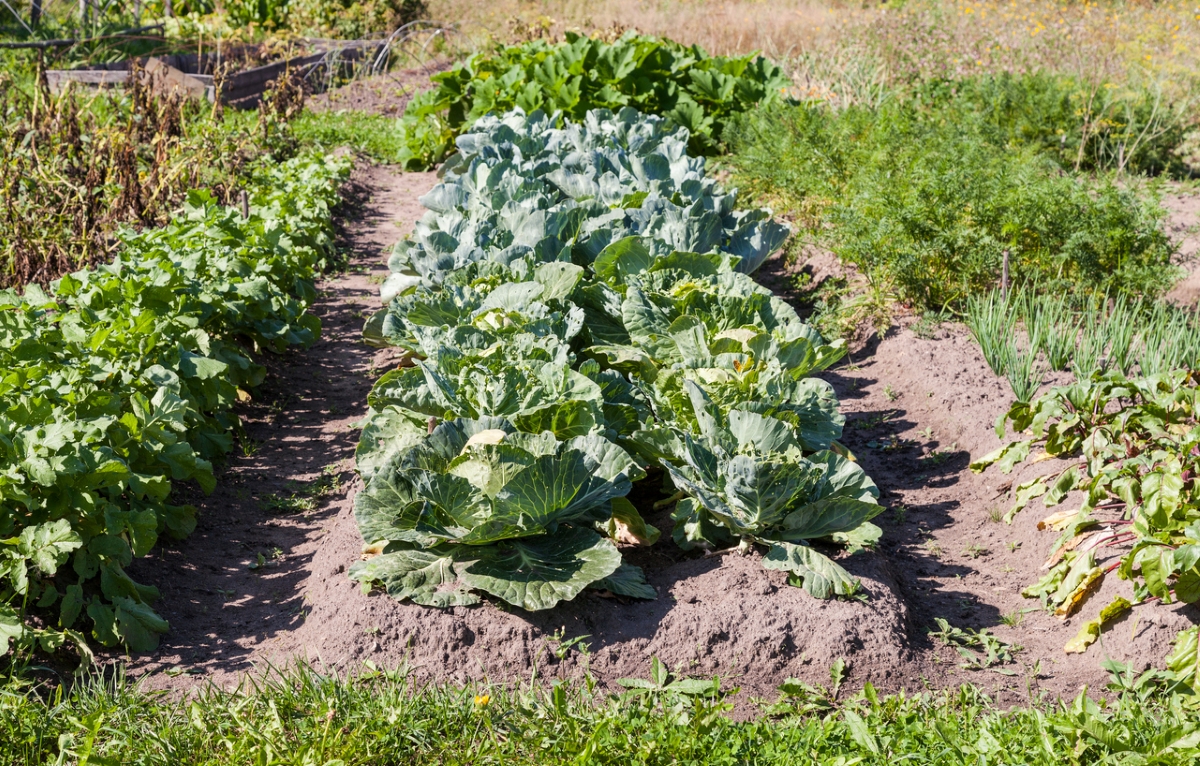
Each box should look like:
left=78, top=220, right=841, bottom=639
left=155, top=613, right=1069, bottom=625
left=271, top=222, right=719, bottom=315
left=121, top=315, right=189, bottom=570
left=351, top=418, right=651, bottom=611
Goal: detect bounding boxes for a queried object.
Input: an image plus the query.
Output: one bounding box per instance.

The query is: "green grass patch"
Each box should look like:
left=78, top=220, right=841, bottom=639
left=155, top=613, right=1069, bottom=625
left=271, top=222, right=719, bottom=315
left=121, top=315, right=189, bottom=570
left=291, top=110, right=412, bottom=164
left=2, top=661, right=1199, bottom=765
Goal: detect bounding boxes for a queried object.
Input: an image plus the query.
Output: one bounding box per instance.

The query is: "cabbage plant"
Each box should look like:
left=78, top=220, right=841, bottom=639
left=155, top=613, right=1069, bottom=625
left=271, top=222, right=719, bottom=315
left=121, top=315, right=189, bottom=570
left=350, top=418, right=654, bottom=610
left=644, top=383, right=882, bottom=599
left=381, top=108, right=787, bottom=300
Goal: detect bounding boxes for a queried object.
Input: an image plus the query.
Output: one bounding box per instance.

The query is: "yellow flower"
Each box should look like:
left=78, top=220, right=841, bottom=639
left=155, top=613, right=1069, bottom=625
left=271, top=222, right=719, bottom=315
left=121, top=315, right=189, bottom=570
left=474, top=694, right=491, bottom=707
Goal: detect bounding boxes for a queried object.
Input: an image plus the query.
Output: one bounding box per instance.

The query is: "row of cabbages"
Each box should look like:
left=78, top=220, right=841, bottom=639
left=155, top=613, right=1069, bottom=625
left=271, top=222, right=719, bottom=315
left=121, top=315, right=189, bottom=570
left=351, top=108, right=883, bottom=611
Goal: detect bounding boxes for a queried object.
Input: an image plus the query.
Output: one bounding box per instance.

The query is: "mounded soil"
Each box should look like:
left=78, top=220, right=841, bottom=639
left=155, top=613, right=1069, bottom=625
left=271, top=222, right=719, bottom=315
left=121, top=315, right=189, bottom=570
left=119, top=163, right=1200, bottom=707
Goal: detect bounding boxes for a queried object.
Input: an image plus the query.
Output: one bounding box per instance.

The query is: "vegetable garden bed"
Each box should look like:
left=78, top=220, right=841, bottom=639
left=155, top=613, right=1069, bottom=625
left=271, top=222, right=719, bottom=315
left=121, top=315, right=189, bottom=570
left=46, top=40, right=382, bottom=107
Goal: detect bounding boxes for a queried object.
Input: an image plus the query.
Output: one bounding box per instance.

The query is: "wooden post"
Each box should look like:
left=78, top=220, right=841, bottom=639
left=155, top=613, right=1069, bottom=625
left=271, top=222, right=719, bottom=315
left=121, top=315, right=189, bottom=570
left=1001, top=249, right=1010, bottom=301
left=78, top=0, right=88, bottom=25
left=239, top=189, right=249, bottom=219
left=30, top=0, right=42, bottom=26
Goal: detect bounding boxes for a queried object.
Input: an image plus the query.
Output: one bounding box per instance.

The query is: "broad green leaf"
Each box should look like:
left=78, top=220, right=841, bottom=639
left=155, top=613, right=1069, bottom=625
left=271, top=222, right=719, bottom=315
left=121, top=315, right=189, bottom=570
left=112, top=596, right=169, bottom=652
left=779, top=497, right=884, bottom=542
left=0, top=604, right=24, bottom=651
left=1166, top=626, right=1199, bottom=691
left=458, top=528, right=621, bottom=610
left=762, top=542, right=860, bottom=599
left=348, top=548, right=479, bottom=607
left=17, top=519, right=83, bottom=576
left=591, top=562, right=657, bottom=600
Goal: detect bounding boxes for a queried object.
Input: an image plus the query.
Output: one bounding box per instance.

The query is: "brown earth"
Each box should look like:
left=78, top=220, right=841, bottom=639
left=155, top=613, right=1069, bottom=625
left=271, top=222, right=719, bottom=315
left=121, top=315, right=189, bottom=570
left=1162, top=186, right=1200, bottom=305
left=119, top=162, right=1200, bottom=708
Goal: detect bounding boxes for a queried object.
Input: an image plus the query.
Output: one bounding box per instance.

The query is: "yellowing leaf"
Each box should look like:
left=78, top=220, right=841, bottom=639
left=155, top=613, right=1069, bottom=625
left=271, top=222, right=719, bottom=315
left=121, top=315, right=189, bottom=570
left=1065, top=596, right=1132, bottom=654
left=1044, top=531, right=1099, bottom=570
left=1038, top=508, right=1078, bottom=532
left=1054, top=564, right=1104, bottom=619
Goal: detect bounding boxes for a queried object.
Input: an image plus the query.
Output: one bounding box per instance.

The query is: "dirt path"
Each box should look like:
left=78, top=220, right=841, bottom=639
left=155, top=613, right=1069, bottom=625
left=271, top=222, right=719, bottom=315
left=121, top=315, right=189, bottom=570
left=125, top=163, right=436, bottom=687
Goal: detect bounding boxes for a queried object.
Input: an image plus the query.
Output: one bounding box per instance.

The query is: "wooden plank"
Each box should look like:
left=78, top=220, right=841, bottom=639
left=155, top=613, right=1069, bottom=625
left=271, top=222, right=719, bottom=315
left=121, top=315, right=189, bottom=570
left=47, top=42, right=379, bottom=105
left=142, top=58, right=209, bottom=100
left=46, top=70, right=127, bottom=93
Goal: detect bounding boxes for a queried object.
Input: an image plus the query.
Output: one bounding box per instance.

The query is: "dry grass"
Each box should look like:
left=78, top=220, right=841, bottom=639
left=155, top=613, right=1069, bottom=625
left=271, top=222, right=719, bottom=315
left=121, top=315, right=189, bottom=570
left=429, top=0, right=836, bottom=58
left=429, top=0, right=1200, bottom=100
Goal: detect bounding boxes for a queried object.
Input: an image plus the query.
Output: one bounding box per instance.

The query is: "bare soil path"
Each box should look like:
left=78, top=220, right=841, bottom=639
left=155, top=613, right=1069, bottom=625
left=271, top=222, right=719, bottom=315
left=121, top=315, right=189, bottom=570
left=124, top=163, right=436, bottom=687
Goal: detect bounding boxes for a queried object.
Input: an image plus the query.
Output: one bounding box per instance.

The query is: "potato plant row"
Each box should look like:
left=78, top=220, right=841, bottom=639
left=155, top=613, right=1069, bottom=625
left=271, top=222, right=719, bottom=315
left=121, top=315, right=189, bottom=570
left=352, top=108, right=883, bottom=612
left=0, top=154, right=351, bottom=657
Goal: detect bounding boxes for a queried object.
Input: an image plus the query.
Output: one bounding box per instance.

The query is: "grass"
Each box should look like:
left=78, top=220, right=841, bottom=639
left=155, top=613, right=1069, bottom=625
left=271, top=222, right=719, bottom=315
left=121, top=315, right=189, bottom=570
left=291, top=110, right=413, bottom=163
left=2, top=660, right=1200, bottom=765
left=257, top=465, right=344, bottom=514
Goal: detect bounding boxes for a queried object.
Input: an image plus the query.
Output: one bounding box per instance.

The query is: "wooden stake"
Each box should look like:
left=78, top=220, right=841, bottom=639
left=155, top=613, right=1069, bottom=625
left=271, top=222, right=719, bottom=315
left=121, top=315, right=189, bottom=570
left=239, top=189, right=249, bottom=219
left=1001, top=249, right=1010, bottom=300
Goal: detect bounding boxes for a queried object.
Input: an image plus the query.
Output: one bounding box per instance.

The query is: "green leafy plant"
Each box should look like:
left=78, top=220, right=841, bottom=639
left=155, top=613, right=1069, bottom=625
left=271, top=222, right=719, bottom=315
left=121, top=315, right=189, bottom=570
left=350, top=418, right=653, bottom=611
left=394, top=32, right=789, bottom=169
left=973, top=368, right=1200, bottom=655
left=929, top=618, right=1022, bottom=670
left=357, top=106, right=864, bottom=613
left=643, top=383, right=880, bottom=599
left=724, top=84, right=1177, bottom=313
left=0, top=152, right=349, bottom=657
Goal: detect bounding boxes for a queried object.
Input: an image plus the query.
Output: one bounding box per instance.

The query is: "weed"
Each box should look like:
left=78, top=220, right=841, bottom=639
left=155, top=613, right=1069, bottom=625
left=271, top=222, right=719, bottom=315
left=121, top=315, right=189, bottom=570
left=912, top=310, right=948, bottom=340
left=850, top=410, right=898, bottom=430
left=963, top=544, right=988, bottom=560
left=999, top=610, right=1026, bottom=628
left=1007, top=541, right=1022, bottom=553
left=240, top=436, right=263, bottom=458
left=866, top=434, right=907, bottom=451
left=883, top=385, right=899, bottom=401
left=929, top=618, right=1023, bottom=670
left=258, top=467, right=343, bottom=514
left=546, top=627, right=593, bottom=660
left=922, top=444, right=957, bottom=467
